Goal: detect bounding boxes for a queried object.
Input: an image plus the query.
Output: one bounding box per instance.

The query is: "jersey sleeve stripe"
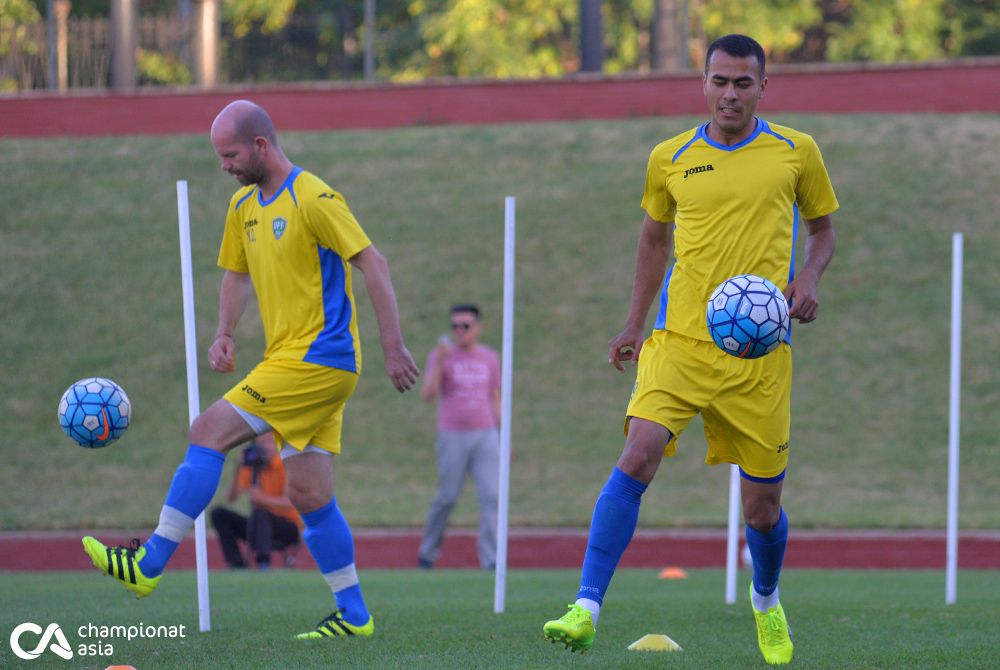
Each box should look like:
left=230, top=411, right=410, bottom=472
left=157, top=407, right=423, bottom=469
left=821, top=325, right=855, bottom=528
left=759, top=121, right=795, bottom=149
left=671, top=132, right=701, bottom=164
left=234, top=188, right=257, bottom=212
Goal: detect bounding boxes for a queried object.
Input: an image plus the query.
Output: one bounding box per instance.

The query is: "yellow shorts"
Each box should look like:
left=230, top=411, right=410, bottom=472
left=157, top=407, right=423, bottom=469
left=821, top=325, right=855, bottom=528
left=223, top=358, right=358, bottom=454
left=625, top=330, right=792, bottom=479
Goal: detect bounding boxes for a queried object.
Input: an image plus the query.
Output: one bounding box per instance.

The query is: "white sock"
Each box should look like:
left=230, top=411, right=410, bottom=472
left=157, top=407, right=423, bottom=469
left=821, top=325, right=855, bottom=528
left=751, top=585, right=780, bottom=613
left=575, top=598, right=600, bottom=626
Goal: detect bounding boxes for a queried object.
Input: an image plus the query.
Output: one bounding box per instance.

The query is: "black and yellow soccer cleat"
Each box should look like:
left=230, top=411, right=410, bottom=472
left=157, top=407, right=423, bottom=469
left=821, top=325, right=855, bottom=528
left=294, top=609, right=374, bottom=640
left=82, top=536, right=161, bottom=599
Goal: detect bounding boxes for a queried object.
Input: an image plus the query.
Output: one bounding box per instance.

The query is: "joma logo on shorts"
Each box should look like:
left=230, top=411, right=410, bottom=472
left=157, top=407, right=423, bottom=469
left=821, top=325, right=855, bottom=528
left=241, top=384, right=267, bottom=403
left=776, top=442, right=789, bottom=453
left=683, top=164, right=714, bottom=179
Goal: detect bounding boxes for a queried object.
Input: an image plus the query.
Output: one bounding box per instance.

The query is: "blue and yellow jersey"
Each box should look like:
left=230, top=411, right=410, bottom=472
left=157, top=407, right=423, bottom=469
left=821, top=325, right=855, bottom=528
left=218, top=167, right=371, bottom=373
left=641, top=118, right=839, bottom=342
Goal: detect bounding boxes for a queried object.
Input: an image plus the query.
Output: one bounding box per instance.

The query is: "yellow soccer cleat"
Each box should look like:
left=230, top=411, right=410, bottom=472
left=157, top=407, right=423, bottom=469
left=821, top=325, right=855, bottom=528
left=82, top=536, right=161, bottom=599
left=294, top=610, right=374, bottom=640
left=751, top=585, right=794, bottom=665
left=543, top=604, right=595, bottom=653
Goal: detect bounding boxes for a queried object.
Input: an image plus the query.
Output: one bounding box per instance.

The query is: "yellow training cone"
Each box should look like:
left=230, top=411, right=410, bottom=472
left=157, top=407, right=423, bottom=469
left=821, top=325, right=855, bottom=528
left=627, top=634, right=683, bottom=652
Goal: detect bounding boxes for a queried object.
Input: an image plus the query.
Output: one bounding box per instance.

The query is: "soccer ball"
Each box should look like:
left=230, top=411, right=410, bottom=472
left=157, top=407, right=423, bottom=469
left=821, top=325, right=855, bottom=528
left=58, top=377, right=131, bottom=448
left=706, top=274, right=790, bottom=359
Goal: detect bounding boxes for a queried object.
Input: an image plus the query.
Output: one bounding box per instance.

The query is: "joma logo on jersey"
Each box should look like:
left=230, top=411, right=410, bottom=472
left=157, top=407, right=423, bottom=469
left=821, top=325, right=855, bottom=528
left=243, top=218, right=258, bottom=243
left=683, top=164, right=714, bottom=179
left=241, top=384, right=267, bottom=403
left=776, top=442, right=789, bottom=453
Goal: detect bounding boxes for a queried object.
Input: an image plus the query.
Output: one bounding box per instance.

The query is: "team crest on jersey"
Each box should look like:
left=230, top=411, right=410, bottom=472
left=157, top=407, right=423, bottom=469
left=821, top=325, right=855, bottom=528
left=272, top=217, right=288, bottom=240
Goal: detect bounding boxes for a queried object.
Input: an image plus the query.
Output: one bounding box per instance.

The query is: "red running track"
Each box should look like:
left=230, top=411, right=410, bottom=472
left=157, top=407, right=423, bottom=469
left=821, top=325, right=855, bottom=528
left=2, top=529, right=998, bottom=571
left=1, top=60, right=998, bottom=138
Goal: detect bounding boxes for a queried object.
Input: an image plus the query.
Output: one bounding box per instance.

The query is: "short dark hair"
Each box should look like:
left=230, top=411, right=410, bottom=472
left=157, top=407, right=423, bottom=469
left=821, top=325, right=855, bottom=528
left=450, top=304, right=480, bottom=319
left=705, top=34, right=766, bottom=78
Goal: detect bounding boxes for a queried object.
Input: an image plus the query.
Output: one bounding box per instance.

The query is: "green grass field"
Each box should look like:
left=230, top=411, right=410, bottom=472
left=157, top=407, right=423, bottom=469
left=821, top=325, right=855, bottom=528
left=2, top=114, right=999, bottom=530
left=1, top=568, right=998, bottom=669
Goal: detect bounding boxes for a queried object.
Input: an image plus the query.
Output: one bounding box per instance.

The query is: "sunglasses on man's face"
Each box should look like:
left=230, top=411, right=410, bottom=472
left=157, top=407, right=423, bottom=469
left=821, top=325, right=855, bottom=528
left=450, top=322, right=474, bottom=331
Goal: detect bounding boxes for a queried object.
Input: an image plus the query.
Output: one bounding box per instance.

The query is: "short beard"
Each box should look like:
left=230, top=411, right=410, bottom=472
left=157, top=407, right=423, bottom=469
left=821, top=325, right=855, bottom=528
left=235, top=154, right=266, bottom=186
left=238, top=165, right=265, bottom=186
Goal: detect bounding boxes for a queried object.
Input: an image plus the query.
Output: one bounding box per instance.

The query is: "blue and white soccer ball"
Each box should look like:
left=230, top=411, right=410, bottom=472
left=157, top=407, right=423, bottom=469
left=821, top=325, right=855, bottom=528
left=58, top=377, right=131, bottom=448
left=706, top=274, right=790, bottom=359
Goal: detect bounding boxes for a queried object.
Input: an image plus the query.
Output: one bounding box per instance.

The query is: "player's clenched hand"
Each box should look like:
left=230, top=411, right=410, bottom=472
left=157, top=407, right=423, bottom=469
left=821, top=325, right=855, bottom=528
left=785, top=273, right=820, bottom=324
left=608, top=325, right=645, bottom=372
left=385, top=345, right=420, bottom=392
left=208, top=334, right=236, bottom=373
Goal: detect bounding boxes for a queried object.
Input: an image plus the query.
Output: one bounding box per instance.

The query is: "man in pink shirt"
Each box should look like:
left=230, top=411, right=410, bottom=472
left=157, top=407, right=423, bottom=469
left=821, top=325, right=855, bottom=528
left=418, top=304, right=501, bottom=569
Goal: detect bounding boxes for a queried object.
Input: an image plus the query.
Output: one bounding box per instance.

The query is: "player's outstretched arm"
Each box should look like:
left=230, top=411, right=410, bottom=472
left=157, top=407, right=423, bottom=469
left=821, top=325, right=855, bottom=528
left=350, top=245, right=420, bottom=392
left=209, top=270, right=252, bottom=373
left=609, top=213, right=674, bottom=371
left=785, top=214, right=836, bottom=324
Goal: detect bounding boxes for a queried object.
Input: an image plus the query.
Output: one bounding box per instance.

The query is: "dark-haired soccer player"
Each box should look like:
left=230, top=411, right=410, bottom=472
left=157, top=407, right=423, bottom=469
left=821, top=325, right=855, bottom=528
left=83, top=99, right=419, bottom=641
left=543, top=34, right=838, bottom=665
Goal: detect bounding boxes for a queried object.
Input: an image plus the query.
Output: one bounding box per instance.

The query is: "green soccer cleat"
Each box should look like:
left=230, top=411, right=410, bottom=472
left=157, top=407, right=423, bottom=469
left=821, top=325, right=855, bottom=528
left=751, top=585, right=794, bottom=665
left=82, top=536, right=161, bottom=599
left=543, top=604, right=595, bottom=653
left=294, top=610, right=374, bottom=640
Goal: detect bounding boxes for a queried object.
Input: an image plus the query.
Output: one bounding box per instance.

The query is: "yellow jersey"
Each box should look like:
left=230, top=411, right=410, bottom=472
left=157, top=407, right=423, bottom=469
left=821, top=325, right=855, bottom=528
left=641, top=118, right=839, bottom=341
left=217, top=167, right=371, bottom=373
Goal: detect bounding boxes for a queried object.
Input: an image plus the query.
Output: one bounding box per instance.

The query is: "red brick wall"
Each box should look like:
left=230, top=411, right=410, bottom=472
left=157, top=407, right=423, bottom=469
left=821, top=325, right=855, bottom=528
left=2, top=61, right=998, bottom=138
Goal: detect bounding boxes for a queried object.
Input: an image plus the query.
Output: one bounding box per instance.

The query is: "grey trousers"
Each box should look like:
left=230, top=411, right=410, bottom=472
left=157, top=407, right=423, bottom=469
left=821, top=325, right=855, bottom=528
left=418, top=428, right=499, bottom=568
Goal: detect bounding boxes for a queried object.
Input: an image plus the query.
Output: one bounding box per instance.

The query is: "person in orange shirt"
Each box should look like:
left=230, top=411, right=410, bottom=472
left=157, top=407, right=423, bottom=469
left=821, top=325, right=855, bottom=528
left=210, top=432, right=302, bottom=569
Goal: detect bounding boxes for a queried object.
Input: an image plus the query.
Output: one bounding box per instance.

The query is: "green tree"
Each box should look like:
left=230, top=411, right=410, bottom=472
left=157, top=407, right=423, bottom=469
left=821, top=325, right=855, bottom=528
left=690, top=0, right=820, bottom=66
left=825, top=0, right=950, bottom=62
left=1, top=0, right=41, bottom=48
left=0, top=0, right=42, bottom=90
left=373, top=0, right=428, bottom=78
left=223, top=0, right=299, bottom=37
left=942, top=0, right=1000, bottom=57
left=395, top=0, right=577, bottom=79
left=392, top=0, right=661, bottom=79
left=605, top=0, right=653, bottom=73
left=136, top=46, right=193, bottom=85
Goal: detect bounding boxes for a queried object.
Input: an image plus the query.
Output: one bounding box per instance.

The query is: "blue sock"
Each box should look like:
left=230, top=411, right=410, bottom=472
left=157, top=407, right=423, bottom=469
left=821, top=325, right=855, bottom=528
left=302, top=497, right=369, bottom=626
left=577, top=467, right=648, bottom=605
left=139, top=445, right=225, bottom=578
left=746, top=507, right=789, bottom=596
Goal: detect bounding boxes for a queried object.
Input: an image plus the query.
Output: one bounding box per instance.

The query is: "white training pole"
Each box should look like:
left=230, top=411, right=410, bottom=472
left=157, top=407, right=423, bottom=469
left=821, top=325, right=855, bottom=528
left=176, top=180, right=211, bottom=631
left=946, top=232, right=963, bottom=605
left=725, top=464, right=740, bottom=603
left=494, top=196, right=516, bottom=614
